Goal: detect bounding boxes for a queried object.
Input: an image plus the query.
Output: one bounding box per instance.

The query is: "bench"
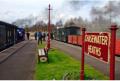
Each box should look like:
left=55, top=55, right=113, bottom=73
left=38, top=48, right=48, bottom=63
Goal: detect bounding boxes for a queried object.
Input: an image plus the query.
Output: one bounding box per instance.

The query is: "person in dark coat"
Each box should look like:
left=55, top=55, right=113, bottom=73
left=34, top=32, right=37, bottom=40
left=50, top=33, right=54, bottom=40
left=42, top=32, right=46, bottom=41
left=26, top=32, right=30, bottom=40
left=37, top=31, right=42, bottom=45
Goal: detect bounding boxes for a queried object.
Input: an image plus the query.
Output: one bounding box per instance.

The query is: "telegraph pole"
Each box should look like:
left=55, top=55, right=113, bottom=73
left=47, top=4, right=52, bottom=49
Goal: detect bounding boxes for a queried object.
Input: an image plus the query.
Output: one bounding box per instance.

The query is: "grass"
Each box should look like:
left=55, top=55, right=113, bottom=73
left=37, top=42, right=46, bottom=48
left=34, top=42, right=109, bottom=80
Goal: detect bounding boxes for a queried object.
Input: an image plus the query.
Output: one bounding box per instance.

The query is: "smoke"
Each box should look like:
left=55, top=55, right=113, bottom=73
left=104, top=1, right=120, bottom=17
left=91, top=1, right=120, bottom=22
left=67, top=0, right=100, bottom=11
left=68, top=0, right=84, bottom=11
left=54, top=0, right=89, bottom=23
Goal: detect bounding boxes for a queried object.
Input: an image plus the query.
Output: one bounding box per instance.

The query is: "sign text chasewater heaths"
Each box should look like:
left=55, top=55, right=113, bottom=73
left=84, top=33, right=109, bottom=62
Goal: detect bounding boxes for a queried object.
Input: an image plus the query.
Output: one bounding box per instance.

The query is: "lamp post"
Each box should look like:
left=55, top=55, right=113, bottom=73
left=47, top=4, right=52, bottom=49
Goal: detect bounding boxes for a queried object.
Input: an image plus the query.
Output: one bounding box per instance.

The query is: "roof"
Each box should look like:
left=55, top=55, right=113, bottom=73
left=0, top=21, right=17, bottom=27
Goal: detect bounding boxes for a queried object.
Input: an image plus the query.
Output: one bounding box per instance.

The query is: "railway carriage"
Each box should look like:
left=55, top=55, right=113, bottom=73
left=54, top=25, right=81, bottom=43
left=64, top=26, right=80, bottom=43
left=0, top=21, right=25, bottom=51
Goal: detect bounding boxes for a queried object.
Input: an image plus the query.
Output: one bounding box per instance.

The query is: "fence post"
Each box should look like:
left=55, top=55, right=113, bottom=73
left=109, top=24, right=118, bottom=80
left=80, top=28, right=86, bottom=80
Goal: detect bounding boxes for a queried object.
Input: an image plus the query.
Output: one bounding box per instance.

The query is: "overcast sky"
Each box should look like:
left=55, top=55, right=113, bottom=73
left=0, top=0, right=111, bottom=23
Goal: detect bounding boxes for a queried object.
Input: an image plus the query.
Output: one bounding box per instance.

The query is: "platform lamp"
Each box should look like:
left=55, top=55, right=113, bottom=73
left=47, top=4, right=52, bottom=49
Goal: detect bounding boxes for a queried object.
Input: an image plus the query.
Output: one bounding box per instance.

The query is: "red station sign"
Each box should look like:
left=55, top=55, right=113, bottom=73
left=84, top=32, right=110, bottom=63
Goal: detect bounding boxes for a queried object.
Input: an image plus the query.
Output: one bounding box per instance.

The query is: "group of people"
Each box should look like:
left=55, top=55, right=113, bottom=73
left=26, top=31, right=54, bottom=45
left=34, top=31, right=48, bottom=45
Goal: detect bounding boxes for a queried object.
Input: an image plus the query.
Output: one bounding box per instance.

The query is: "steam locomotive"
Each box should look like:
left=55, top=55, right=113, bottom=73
left=0, top=21, right=25, bottom=51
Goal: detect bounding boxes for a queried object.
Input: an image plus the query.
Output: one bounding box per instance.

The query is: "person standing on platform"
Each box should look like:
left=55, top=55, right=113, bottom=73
left=42, top=32, right=46, bottom=41
left=34, top=32, right=37, bottom=40
left=45, top=32, right=48, bottom=42
left=50, top=32, right=54, bottom=40
left=37, top=31, right=42, bottom=45
left=26, top=32, right=30, bottom=40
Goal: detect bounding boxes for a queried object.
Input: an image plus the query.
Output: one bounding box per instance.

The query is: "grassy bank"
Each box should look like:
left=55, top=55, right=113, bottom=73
left=34, top=42, right=109, bottom=80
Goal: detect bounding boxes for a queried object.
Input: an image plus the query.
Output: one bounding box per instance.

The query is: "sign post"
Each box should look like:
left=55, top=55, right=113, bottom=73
left=110, top=24, right=118, bottom=80
left=80, top=28, right=86, bottom=80
left=80, top=24, right=118, bottom=80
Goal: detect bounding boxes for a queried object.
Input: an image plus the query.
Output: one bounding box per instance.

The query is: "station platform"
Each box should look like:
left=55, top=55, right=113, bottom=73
left=0, top=40, right=37, bottom=80
left=0, top=41, right=27, bottom=64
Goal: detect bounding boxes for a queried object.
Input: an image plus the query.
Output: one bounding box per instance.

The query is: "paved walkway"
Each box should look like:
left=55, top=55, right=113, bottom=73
left=0, top=40, right=37, bottom=80
left=51, top=40, right=120, bottom=80
left=0, top=41, right=28, bottom=64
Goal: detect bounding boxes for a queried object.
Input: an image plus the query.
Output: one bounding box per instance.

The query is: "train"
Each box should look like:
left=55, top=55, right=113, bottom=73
left=54, top=25, right=82, bottom=45
left=54, top=25, right=120, bottom=55
left=0, top=21, right=25, bottom=51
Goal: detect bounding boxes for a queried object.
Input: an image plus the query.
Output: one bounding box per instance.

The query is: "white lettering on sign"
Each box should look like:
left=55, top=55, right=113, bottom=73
left=85, top=35, right=108, bottom=45
left=88, top=45, right=101, bottom=56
